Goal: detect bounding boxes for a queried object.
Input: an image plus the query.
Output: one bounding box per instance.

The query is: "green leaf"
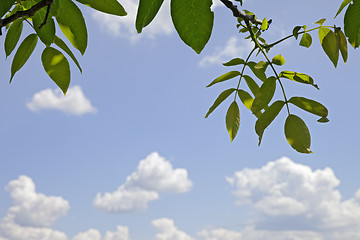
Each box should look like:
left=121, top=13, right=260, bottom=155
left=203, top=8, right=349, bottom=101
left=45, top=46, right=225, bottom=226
left=335, top=28, right=348, bottom=63
left=237, top=89, right=254, bottom=110
left=255, top=100, right=285, bottom=145
left=288, top=96, right=328, bottom=119
left=335, top=0, right=352, bottom=18
left=223, top=58, right=245, bottom=66
left=293, top=26, right=302, bottom=40
left=4, top=19, right=23, bottom=57
left=272, top=54, right=285, bottom=66
left=226, top=101, right=240, bottom=142
left=10, top=34, right=38, bottom=83
left=56, top=0, right=88, bottom=54
left=321, top=30, right=339, bottom=67
left=247, top=61, right=267, bottom=82
left=344, top=0, right=360, bottom=48
left=299, top=33, right=312, bottom=48
left=279, top=71, right=319, bottom=90
left=205, top=88, right=236, bottom=118
left=260, top=17, right=268, bottom=31
left=33, top=8, right=56, bottom=46
left=314, top=18, right=326, bottom=26
left=243, top=75, right=259, bottom=96
left=284, top=114, right=312, bottom=154
left=254, top=61, right=268, bottom=71
left=75, top=0, right=126, bottom=16
left=0, top=0, right=15, bottom=18
left=171, top=0, right=214, bottom=54
left=41, top=47, right=71, bottom=94
left=251, top=76, right=276, bottom=114
left=318, top=27, right=331, bottom=44
left=54, top=36, right=82, bottom=73
left=207, top=71, right=240, bottom=87
left=317, top=116, right=330, bottom=123
left=136, top=0, right=164, bottom=33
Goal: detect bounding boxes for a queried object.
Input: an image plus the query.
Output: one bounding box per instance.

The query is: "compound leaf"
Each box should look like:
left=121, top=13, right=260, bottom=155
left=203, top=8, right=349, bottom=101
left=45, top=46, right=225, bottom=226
left=205, top=88, right=236, bottom=118
left=251, top=76, right=276, bottom=114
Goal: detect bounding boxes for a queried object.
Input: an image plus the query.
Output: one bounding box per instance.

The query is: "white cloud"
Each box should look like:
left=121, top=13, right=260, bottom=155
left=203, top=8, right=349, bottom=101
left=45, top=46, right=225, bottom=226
left=152, top=218, right=195, bottom=240
left=94, top=152, right=192, bottom=213
left=27, top=86, right=97, bottom=116
left=103, top=226, right=130, bottom=240
left=198, top=37, right=254, bottom=67
left=73, top=229, right=101, bottom=240
left=197, top=228, right=243, bottom=240
left=0, top=175, right=69, bottom=240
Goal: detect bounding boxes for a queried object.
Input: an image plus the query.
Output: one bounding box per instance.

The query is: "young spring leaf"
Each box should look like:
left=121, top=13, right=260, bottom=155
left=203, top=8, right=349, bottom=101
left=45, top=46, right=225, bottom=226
left=335, top=0, right=352, bottom=18
left=4, top=19, right=23, bottom=57
left=41, top=47, right=70, bottom=94
left=226, top=101, right=240, bottom=142
left=288, top=96, right=328, bottom=120
left=299, top=33, right=312, bottom=48
left=54, top=36, right=82, bottom=73
left=260, top=18, right=268, bottom=31
left=136, top=0, right=164, bottom=33
left=254, top=61, right=269, bottom=71
left=56, top=0, right=88, bottom=54
left=318, top=27, right=331, bottom=44
left=75, top=0, right=127, bottom=16
left=344, top=0, right=360, bottom=48
left=321, top=30, right=339, bottom=67
left=279, top=71, right=319, bottom=90
left=314, top=18, right=326, bottom=26
left=272, top=54, right=285, bottom=66
left=223, top=58, right=245, bottom=66
left=255, top=100, right=285, bottom=145
left=33, top=8, right=56, bottom=46
left=237, top=89, right=254, bottom=110
left=0, top=0, right=15, bottom=18
left=207, top=71, right=240, bottom=87
left=10, top=34, right=38, bottom=83
left=284, top=114, right=312, bottom=154
left=243, top=75, right=259, bottom=96
left=205, top=88, right=236, bottom=118
left=171, top=0, right=214, bottom=54
left=335, top=28, right=348, bottom=63
left=251, top=77, right=276, bottom=114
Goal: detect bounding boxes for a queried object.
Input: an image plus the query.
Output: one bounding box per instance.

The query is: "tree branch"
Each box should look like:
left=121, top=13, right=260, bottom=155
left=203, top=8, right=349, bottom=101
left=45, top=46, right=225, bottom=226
left=0, top=0, right=54, bottom=36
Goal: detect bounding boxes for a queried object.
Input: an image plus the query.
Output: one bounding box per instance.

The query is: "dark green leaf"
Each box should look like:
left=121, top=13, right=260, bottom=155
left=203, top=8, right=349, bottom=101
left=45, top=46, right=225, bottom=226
left=10, top=34, right=38, bottom=83
left=299, top=33, right=312, bottom=48
left=41, top=47, right=70, bottom=94
left=247, top=61, right=267, bottom=82
left=335, top=0, right=352, bottom=18
left=321, top=30, right=339, bottom=67
left=54, top=36, right=82, bottom=73
left=251, top=76, right=276, bottom=114
left=284, top=114, right=312, bottom=154
left=272, top=54, right=285, bottom=66
left=4, top=19, right=23, bottom=57
left=171, top=0, right=214, bottom=54
left=288, top=96, right=328, bottom=118
left=226, top=101, right=240, bottom=142
left=207, top=71, right=240, bottom=87
left=33, top=8, right=56, bottom=45
left=205, top=88, right=236, bottom=118
left=317, top=116, right=330, bottom=123
left=237, top=89, right=254, bottom=110
left=56, top=0, right=88, bottom=54
left=344, top=0, right=360, bottom=48
left=136, top=0, right=164, bottom=33
left=243, top=75, right=259, bottom=96
left=293, top=26, right=301, bottom=40
left=75, top=0, right=126, bottom=16
left=279, top=71, right=319, bottom=90
left=0, top=0, right=15, bottom=18
left=255, top=100, right=285, bottom=145
left=335, top=28, right=348, bottom=63
left=223, top=58, right=245, bottom=66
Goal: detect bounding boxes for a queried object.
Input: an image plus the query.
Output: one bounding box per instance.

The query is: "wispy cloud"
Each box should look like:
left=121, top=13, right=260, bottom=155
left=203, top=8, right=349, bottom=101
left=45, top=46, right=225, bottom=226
left=27, top=86, right=97, bottom=116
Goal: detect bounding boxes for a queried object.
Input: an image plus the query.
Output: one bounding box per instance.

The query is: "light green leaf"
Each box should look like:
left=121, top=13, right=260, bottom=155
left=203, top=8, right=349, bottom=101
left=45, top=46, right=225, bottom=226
left=321, top=30, right=339, bottom=67
left=33, top=8, right=56, bottom=45
left=10, top=34, right=38, bottom=83
left=314, top=18, right=326, bottom=25
left=136, top=0, right=164, bottom=33
left=335, top=28, right=348, bottom=63
left=272, top=54, right=285, bottom=66
left=284, top=114, right=312, bottom=154
left=299, top=33, right=312, bottom=48
left=255, top=100, right=285, bottom=145
left=288, top=96, right=328, bottom=119
left=226, top=101, right=240, bottom=142
left=279, top=71, right=319, bottom=90
left=54, top=36, right=82, bottom=73
left=75, top=0, right=126, bottom=16
left=254, top=61, right=268, bottom=71
left=4, top=19, right=23, bottom=57
left=335, top=0, right=352, bottom=18
left=344, top=0, right=360, bottom=48
left=318, top=27, right=331, bottom=44
left=260, top=17, right=268, bottom=31
left=223, top=58, right=245, bottom=66
left=207, top=71, right=240, bottom=87
left=56, top=0, right=88, bottom=54
left=243, top=75, right=259, bottom=96
left=41, top=47, right=70, bottom=94
left=171, top=0, right=214, bottom=53
left=237, top=89, right=254, bottom=110
left=205, top=88, right=236, bottom=118
left=247, top=61, right=267, bottom=82
left=251, top=76, right=276, bottom=114
left=0, top=0, right=15, bottom=18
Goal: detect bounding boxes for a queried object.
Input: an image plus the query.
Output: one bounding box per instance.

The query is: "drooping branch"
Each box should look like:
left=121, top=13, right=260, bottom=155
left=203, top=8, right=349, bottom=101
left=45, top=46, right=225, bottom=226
left=0, top=0, right=54, bottom=35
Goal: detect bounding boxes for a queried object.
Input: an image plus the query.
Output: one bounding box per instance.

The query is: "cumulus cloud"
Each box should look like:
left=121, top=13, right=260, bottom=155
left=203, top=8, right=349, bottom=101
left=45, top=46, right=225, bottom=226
left=94, top=152, right=192, bottom=213
left=152, top=218, right=195, bottom=240
left=27, top=86, right=97, bottom=116
left=73, top=226, right=130, bottom=240
left=0, top=175, right=69, bottom=240
left=198, top=37, right=254, bottom=67
left=73, top=229, right=101, bottom=240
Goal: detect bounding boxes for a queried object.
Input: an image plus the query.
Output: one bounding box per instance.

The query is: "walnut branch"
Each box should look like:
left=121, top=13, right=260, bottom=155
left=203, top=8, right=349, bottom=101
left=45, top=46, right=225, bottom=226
left=0, top=0, right=54, bottom=36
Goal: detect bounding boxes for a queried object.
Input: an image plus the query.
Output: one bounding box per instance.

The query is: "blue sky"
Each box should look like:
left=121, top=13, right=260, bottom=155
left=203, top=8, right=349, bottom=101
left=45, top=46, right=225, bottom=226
left=1, top=0, right=360, bottom=239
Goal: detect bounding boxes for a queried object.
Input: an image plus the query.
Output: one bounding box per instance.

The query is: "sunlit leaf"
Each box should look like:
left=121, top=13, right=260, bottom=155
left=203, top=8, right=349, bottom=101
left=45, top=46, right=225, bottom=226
left=335, top=0, right=352, bottom=18
left=251, top=76, right=276, bottom=114
left=279, top=71, right=319, bottom=90
left=318, top=27, right=331, bottom=44
left=344, top=0, right=360, bottom=48
left=226, top=101, right=240, bottom=142
left=284, top=114, right=312, bottom=154
left=41, top=47, right=70, bottom=94
left=4, top=19, right=23, bottom=57
left=171, top=0, right=214, bottom=53
left=54, top=36, right=82, bottom=73
left=0, top=0, right=15, bottom=18
left=207, top=71, right=240, bottom=87
left=75, top=0, right=126, bottom=16
left=272, top=54, right=285, bottom=66
left=223, top=58, right=245, bottom=66
left=288, top=97, right=328, bottom=119
left=255, top=100, right=285, bottom=145
left=243, top=75, right=259, bottom=96
left=237, top=89, right=254, bottom=110
left=10, top=34, right=38, bottom=83
left=254, top=61, right=268, bottom=71
left=136, top=0, right=164, bottom=33
left=299, top=33, right=312, bottom=48
left=314, top=18, right=326, bottom=25
left=205, top=88, right=236, bottom=118
left=321, top=30, right=339, bottom=67
left=247, top=61, right=267, bottom=82
left=260, top=17, right=268, bottom=31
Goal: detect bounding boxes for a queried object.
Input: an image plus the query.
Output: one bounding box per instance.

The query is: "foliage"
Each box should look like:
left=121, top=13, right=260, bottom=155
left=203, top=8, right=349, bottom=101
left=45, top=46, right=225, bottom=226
left=0, top=0, right=359, bottom=153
